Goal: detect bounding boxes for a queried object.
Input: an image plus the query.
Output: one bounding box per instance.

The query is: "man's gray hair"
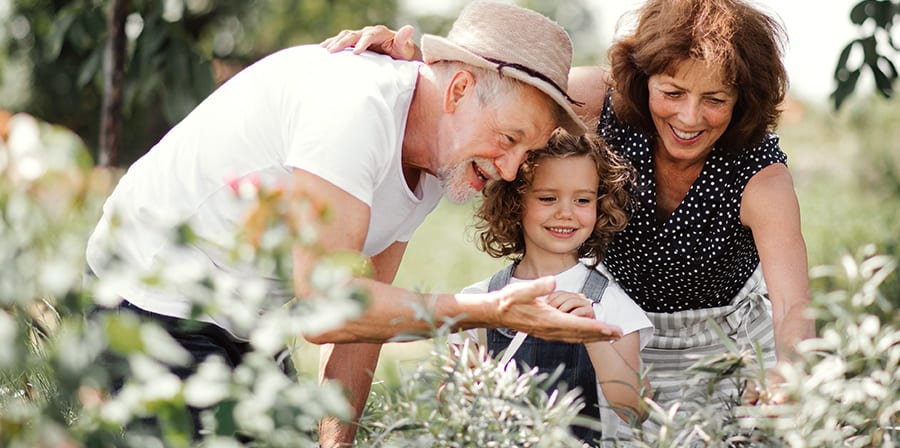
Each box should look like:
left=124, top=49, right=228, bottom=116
left=431, top=61, right=565, bottom=124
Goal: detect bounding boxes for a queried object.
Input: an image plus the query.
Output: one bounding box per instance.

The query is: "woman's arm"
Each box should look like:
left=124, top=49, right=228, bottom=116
left=741, top=163, right=816, bottom=394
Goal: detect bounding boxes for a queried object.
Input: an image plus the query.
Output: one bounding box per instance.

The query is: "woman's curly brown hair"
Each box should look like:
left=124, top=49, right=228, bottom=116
left=608, top=0, right=788, bottom=153
left=474, top=130, right=634, bottom=264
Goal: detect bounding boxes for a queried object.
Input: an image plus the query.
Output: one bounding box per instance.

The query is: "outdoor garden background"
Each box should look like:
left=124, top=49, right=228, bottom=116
left=0, top=1, right=897, bottom=446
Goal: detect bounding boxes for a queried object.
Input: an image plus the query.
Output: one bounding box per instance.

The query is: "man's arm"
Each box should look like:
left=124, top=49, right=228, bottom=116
left=290, top=168, right=621, bottom=345
left=318, top=242, right=408, bottom=447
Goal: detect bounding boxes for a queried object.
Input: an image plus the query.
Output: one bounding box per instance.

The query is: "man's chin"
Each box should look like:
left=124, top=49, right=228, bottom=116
left=443, top=185, right=479, bottom=204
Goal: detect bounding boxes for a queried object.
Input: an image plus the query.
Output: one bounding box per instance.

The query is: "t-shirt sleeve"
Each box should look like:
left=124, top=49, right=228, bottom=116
left=593, top=263, right=654, bottom=349
left=282, top=83, right=394, bottom=207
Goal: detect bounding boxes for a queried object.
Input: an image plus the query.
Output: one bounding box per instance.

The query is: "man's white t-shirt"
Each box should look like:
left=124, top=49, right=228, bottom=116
left=86, top=46, right=443, bottom=339
left=454, top=261, right=653, bottom=439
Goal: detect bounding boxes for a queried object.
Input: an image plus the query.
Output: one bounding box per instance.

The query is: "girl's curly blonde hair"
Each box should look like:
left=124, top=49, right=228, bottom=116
left=474, top=130, right=634, bottom=263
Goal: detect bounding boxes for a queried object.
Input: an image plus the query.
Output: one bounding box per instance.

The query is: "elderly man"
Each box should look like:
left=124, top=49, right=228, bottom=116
left=86, top=1, right=621, bottom=443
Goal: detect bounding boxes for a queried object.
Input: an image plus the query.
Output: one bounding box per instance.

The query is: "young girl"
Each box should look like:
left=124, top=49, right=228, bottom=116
left=455, top=130, right=653, bottom=444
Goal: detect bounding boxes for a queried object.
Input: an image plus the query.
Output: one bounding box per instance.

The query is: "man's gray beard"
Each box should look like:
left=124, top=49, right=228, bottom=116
left=437, top=162, right=478, bottom=204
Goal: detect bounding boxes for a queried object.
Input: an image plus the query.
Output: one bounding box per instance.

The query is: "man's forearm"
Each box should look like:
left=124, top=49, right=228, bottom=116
left=318, top=342, right=383, bottom=447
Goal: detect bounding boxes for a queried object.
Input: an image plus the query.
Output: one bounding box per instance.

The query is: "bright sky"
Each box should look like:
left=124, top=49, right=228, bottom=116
left=403, top=0, right=865, bottom=104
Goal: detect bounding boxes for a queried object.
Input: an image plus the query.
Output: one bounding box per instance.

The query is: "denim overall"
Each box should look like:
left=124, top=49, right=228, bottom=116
left=486, top=263, right=608, bottom=445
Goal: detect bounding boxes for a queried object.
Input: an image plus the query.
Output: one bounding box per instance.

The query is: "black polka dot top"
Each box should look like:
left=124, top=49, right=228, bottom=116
left=598, top=92, right=787, bottom=312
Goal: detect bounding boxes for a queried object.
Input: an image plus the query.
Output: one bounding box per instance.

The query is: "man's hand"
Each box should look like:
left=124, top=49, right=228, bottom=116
left=320, top=24, right=421, bottom=61
left=495, top=277, right=622, bottom=343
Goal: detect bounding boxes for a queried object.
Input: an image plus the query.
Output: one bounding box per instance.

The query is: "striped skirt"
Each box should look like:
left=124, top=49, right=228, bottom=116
left=635, top=264, right=777, bottom=437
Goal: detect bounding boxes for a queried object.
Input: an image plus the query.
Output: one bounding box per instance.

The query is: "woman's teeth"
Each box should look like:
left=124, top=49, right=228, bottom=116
left=674, top=128, right=702, bottom=139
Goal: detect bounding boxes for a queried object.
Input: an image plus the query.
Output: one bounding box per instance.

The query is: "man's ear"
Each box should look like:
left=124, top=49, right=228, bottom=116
left=443, top=70, right=475, bottom=113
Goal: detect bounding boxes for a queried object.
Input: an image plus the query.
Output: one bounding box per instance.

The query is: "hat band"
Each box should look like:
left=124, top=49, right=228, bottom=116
left=483, top=57, right=585, bottom=107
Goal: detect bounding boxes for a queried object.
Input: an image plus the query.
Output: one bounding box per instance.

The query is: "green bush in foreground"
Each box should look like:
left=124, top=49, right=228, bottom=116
left=0, top=113, right=897, bottom=446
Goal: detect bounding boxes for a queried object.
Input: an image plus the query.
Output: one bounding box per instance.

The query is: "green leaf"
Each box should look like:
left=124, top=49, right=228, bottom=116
left=45, top=9, right=79, bottom=61
left=158, top=403, right=194, bottom=447
left=832, top=69, right=861, bottom=110
left=102, top=313, right=145, bottom=354
left=76, top=46, right=103, bottom=87
left=213, top=399, right=239, bottom=436
left=871, top=56, right=897, bottom=97
left=834, top=41, right=857, bottom=77
left=849, top=0, right=877, bottom=25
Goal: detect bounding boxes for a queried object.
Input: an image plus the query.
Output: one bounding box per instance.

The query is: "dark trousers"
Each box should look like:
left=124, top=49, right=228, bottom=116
left=92, top=300, right=290, bottom=441
left=487, top=329, right=601, bottom=445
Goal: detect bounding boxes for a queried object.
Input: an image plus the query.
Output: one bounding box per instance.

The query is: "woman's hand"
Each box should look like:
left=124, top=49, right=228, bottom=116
left=320, top=24, right=422, bottom=61
left=745, top=365, right=789, bottom=405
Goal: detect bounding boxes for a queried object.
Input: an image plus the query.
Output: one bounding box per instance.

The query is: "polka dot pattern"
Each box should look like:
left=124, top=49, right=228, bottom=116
left=597, top=92, right=787, bottom=312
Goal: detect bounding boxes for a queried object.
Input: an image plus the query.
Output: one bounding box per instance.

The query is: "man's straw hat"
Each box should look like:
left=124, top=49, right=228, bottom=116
left=421, top=1, right=588, bottom=136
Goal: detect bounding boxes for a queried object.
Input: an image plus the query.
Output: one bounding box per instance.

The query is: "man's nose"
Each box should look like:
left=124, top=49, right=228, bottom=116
left=494, top=152, right=523, bottom=181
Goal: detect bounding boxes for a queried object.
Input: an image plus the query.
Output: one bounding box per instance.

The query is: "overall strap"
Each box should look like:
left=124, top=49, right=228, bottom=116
left=581, top=266, right=609, bottom=304
left=487, top=262, right=518, bottom=293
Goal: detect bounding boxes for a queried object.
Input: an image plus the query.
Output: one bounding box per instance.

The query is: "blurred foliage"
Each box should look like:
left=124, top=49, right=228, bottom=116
left=0, top=0, right=604, bottom=167
left=357, top=337, right=589, bottom=448
left=1, top=111, right=898, bottom=447
left=779, top=93, right=900, bottom=307
left=0, top=2, right=898, bottom=446
left=833, top=0, right=899, bottom=109
left=744, top=247, right=899, bottom=447
left=0, top=112, right=362, bottom=446
left=1, top=0, right=400, bottom=166
left=368, top=248, right=900, bottom=448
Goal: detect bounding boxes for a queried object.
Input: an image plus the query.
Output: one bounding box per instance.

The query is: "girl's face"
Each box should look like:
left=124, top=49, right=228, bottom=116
left=521, top=155, right=599, bottom=263
left=648, top=59, right=737, bottom=164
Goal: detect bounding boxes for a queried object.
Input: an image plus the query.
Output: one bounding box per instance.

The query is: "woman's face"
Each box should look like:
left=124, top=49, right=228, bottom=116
left=647, top=59, right=737, bottom=164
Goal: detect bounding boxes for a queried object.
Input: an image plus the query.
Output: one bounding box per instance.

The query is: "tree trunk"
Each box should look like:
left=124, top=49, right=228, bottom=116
left=98, top=0, right=129, bottom=167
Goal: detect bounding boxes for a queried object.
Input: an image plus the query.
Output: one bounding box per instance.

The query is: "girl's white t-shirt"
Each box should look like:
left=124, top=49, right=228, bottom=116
left=454, top=261, right=653, bottom=439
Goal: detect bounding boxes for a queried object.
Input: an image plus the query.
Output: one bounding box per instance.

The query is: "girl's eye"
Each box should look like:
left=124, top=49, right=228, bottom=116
left=576, top=198, right=593, bottom=204
left=538, top=196, right=556, bottom=203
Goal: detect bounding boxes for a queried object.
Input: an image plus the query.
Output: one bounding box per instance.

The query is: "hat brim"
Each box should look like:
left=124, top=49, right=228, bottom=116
left=421, top=34, right=589, bottom=137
